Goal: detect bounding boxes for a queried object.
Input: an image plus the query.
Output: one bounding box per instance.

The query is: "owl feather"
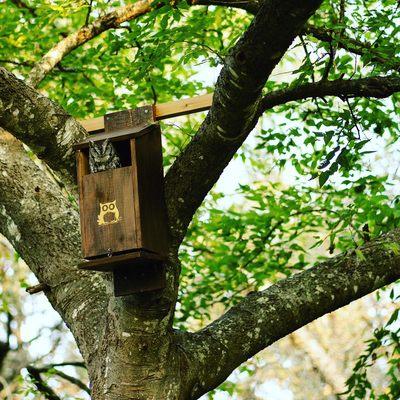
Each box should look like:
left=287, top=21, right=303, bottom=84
left=89, top=139, right=121, bottom=173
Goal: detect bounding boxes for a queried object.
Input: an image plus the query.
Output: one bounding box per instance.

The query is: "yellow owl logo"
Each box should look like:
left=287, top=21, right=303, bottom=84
left=97, top=200, right=121, bottom=226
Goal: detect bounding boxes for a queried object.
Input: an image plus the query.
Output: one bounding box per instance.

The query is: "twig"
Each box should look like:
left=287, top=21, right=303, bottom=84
left=322, top=0, right=345, bottom=80
left=0, top=59, right=33, bottom=67
left=28, top=362, right=90, bottom=394
left=26, top=366, right=61, bottom=400
left=345, top=98, right=361, bottom=138
left=85, top=0, right=93, bottom=26
left=40, top=361, right=86, bottom=369
left=322, top=41, right=335, bottom=80
left=299, top=34, right=315, bottom=83
left=305, top=24, right=399, bottom=71
left=51, top=370, right=90, bottom=394
left=26, top=283, right=49, bottom=295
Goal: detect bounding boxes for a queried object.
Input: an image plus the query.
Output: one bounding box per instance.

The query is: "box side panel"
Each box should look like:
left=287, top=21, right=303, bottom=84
left=77, top=150, right=89, bottom=256
left=80, top=166, right=139, bottom=258
left=134, top=127, right=170, bottom=255
left=130, top=139, right=143, bottom=250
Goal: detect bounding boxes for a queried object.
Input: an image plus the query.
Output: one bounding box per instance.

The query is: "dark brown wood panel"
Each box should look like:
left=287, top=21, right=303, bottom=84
left=113, top=264, right=166, bottom=296
left=80, top=166, right=138, bottom=258
left=78, top=250, right=165, bottom=272
left=133, top=127, right=170, bottom=256
left=77, top=150, right=89, bottom=252
left=73, top=124, right=155, bottom=150
left=104, top=106, right=154, bottom=134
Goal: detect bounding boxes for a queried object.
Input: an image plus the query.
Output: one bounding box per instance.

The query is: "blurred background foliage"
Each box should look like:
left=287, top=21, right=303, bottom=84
left=0, top=0, right=399, bottom=398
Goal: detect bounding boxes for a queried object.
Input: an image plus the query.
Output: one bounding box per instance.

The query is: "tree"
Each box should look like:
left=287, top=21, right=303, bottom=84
left=0, top=0, right=399, bottom=398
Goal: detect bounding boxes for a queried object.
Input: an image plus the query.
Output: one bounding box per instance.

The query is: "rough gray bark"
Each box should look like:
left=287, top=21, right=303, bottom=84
left=0, top=130, right=107, bottom=385
left=175, top=229, right=400, bottom=398
left=0, top=68, right=85, bottom=185
left=1, top=0, right=400, bottom=399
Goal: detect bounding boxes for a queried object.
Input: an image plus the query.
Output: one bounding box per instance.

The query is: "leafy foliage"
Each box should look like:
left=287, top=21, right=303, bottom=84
left=345, top=291, right=400, bottom=399
left=1, top=0, right=400, bottom=398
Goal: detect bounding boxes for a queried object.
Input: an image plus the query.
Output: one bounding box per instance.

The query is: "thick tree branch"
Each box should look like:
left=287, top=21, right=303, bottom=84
left=0, top=130, right=108, bottom=381
left=259, top=74, right=400, bottom=113
left=179, top=229, right=400, bottom=398
left=0, top=67, right=86, bottom=185
left=164, top=0, right=334, bottom=249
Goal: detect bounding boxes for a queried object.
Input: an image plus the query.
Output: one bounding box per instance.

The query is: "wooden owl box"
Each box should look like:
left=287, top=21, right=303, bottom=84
left=75, top=108, right=169, bottom=296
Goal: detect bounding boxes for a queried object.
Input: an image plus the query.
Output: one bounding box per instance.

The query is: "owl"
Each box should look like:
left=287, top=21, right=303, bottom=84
left=89, top=138, right=121, bottom=173
left=97, top=200, right=120, bottom=226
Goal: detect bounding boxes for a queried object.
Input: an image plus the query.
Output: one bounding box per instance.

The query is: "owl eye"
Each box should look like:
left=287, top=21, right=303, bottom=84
left=109, top=203, right=115, bottom=211
left=102, top=204, right=109, bottom=212
left=90, top=142, right=101, bottom=154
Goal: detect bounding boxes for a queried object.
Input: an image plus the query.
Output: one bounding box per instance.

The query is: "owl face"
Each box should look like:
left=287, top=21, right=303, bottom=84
left=89, top=139, right=112, bottom=163
left=100, top=200, right=117, bottom=213
left=89, top=138, right=122, bottom=173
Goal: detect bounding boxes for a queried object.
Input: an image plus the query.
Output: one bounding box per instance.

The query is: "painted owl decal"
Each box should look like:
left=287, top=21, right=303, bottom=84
left=97, top=200, right=121, bottom=226
left=89, top=138, right=121, bottom=173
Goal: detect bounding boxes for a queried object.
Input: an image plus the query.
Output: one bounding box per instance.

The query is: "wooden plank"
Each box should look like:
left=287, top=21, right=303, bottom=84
left=133, top=126, right=169, bottom=256
left=154, top=92, right=213, bottom=120
left=76, top=149, right=89, bottom=258
left=78, top=93, right=213, bottom=133
left=104, top=106, right=154, bottom=133
left=113, top=263, right=166, bottom=296
left=74, top=124, right=155, bottom=150
left=78, top=250, right=166, bottom=272
left=81, top=116, right=103, bottom=132
left=80, top=166, right=139, bottom=258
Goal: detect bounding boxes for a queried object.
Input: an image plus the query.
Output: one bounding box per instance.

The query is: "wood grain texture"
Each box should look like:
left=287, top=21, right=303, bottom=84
left=78, top=93, right=213, bottom=132
left=104, top=106, right=154, bottom=133
left=78, top=250, right=165, bottom=271
left=155, top=93, right=213, bottom=120
left=113, top=263, right=166, bottom=295
left=132, top=126, right=170, bottom=256
left=80, top=166, right=138, bottom=258
left=74, top=124, right=154, bottom=149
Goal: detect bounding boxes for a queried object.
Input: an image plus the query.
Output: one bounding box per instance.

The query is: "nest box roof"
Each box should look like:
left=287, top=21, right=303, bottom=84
left=74, top=123, right=158, bottom=151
